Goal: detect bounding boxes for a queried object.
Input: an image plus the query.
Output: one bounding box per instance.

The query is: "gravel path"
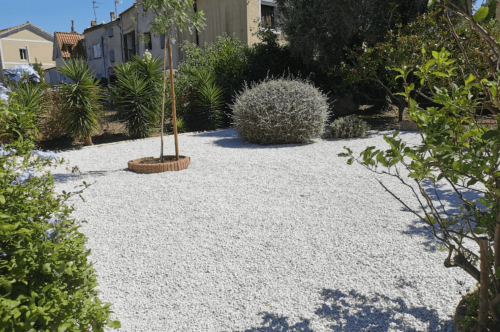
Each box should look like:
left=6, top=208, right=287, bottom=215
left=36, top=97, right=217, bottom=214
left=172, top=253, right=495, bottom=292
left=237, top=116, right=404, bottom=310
left=52, top=129, right=476, bottom=332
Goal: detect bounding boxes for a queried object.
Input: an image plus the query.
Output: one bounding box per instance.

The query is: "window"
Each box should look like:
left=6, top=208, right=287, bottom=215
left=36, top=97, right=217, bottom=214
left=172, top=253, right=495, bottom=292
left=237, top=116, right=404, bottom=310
left=62, top=44, right=73, bottom=55
left=93, top=44, right=102, bottom=58
left=123, top=31, right=136, bottom=61
left=88, top=47, right=93, bottom=60
left=261, top=4, right=276, bottom=29
left=144, top=32, right=153, bottom=50
left=108, top=28, right=114, bottom=37
left=109, top=50, right=115, bottom=62
left=123, top=35, right=129, bottom=61
left=160, top=34, right=165, bottom=49
left=19, top=48, right=28, bottom=60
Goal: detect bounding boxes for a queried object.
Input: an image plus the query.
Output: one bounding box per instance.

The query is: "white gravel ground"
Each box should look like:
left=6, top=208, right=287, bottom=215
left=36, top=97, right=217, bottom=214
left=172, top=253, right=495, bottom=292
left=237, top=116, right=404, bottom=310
left=52, top=129, right=477, bottom=332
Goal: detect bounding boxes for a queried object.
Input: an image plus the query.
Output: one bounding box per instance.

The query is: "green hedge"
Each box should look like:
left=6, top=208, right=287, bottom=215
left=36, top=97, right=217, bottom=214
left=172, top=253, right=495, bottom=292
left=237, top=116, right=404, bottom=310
left=0, top=136, right=120, bottom=331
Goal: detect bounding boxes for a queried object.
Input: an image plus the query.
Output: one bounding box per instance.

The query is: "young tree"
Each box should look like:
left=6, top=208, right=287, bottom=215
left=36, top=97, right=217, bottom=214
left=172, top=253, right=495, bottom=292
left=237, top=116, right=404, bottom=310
left=341, top=1, right=500, bottom=329
left=136, top=0, right=205, bottom=161
left=274, top=0, right=428, bottom=69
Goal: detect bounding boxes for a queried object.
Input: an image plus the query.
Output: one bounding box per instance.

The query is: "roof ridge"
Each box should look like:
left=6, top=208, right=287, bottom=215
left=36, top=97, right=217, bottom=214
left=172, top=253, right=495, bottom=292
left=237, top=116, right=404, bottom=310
left=0, top=22, right=53, bottom=39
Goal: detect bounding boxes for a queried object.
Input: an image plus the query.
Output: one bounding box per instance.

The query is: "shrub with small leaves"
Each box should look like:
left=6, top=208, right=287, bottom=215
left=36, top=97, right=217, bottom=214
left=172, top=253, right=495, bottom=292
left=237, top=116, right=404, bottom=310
left=0, top=141, right=120, bottom=331
left=231, top=77, right=329, bottom=144
left=328, top=115, right=369, bottom=138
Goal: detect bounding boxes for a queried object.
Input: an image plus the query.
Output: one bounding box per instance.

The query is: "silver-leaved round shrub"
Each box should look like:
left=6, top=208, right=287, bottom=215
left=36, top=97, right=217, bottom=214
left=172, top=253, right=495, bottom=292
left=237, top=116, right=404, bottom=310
left=328, top=115, right=369, bottom=138
left=230, top=76, right=330, bottom=144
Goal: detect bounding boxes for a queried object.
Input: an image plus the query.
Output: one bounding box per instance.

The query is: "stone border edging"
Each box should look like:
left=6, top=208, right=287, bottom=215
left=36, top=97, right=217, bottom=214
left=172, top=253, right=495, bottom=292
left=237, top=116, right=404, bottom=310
left=128, top=156, right=191, bottom=173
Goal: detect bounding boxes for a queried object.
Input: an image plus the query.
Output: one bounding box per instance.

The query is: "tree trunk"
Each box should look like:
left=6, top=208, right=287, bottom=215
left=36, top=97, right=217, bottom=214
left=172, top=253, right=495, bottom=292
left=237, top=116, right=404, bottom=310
left=160, top=34, right=168, bottom=163
left=478, top=238, right=491, bottom=330
left=397, top=96, right=405, bottom=122
left=168, top=43, right=179, bottom=161
left=84, top=135, right=93, bottom=146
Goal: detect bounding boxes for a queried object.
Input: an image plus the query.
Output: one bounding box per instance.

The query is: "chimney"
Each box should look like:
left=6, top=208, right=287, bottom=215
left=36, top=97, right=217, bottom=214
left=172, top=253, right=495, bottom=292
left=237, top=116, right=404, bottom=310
left=110, top=12, right=116, bottom=21
left=91, top=20, right=97, bottom=27
left=71, top=20, right=75, bottom=32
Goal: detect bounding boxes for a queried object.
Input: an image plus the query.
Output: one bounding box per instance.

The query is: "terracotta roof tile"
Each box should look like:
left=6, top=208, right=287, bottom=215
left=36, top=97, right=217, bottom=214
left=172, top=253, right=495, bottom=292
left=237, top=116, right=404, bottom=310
left=54, top=32, right=85, bottom=58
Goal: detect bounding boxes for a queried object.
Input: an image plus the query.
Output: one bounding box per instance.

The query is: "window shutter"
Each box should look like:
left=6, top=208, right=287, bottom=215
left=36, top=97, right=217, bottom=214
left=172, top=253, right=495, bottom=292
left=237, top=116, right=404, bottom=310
left=108, top=28, right=114, bottom=37
left=93, top=44, right=102, bottom=58
left=109, top=50, right=115, bottom=62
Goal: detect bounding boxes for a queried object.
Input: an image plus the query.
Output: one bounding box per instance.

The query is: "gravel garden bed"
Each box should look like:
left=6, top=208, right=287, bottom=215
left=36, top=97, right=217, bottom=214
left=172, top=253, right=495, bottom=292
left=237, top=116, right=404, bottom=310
left=52, top=128, right=476, bottom=331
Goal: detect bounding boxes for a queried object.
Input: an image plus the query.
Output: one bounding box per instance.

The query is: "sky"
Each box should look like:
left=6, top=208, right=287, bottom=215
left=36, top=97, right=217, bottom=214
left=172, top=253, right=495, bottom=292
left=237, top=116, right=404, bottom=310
left=0, top=0, right=135, bottom=35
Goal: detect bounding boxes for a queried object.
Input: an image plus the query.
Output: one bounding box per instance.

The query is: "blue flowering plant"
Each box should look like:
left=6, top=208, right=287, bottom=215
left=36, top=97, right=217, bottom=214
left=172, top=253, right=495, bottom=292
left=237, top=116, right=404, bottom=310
left=0, top=142, right=120, bottom=330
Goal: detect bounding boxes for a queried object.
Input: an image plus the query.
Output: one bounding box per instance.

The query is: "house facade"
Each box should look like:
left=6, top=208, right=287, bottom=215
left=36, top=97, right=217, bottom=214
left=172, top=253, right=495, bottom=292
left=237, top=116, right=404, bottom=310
left=47, top=29, right=85, bottom=83
left=191, top=0, right=277, bottom=46
left=82, top=0, right=277, bottom=82
left=83, top=4, right=180, bottom=83
left=0, top=22, right=55, bottom=79
left=83, top=14, right=123, bottom=83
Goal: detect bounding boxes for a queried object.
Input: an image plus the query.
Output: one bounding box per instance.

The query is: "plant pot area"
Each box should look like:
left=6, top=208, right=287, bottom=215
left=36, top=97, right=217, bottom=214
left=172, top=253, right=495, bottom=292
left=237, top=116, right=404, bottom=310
left=128, top=155, right=190, bottom=173
left=454, top=290, right=500, bottom=332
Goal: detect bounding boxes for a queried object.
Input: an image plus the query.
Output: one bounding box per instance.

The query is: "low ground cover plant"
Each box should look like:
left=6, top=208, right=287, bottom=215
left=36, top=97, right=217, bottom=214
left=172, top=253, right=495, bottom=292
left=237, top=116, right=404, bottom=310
left=231, top=76, right=329, bottom=144
left=328, top=115, right=369, bottom=139
left=0, top=119, right=120, bottom=330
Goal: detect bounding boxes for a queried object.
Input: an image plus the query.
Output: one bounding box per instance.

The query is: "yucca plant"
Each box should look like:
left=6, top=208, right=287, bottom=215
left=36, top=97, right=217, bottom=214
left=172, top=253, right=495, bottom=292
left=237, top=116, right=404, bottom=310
left=6, top=83, right=46, bottom=147
left=184, top=68, right=224, bottom=131
left=57, top=59, right=102, bottom=146
left=10, top=83, right=46, bottom=114
left=110, top=54, right=163, bottom=138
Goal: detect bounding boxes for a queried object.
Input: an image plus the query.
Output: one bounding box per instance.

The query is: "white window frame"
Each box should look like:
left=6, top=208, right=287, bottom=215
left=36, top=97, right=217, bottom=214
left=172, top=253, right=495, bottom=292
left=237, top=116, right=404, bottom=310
left=259, top=0, right=279, bottom=32
left=19, top=48, right=28, bottom=61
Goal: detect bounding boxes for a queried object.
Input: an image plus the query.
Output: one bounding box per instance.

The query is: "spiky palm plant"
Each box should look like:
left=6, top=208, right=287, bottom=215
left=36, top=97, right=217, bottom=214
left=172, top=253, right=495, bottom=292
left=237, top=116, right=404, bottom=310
left=57, top=59, right=102, bottom=146
left=110, top=54, right=163, bottom=138
left=184, top=68, right=224, bottom=131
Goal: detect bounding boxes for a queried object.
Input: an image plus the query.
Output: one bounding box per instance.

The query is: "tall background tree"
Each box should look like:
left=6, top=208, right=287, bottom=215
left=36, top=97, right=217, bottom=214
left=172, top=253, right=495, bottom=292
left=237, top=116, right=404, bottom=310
left=136, top=0, right=205, bottom=161
left=275, top=0, right=429, bottom=70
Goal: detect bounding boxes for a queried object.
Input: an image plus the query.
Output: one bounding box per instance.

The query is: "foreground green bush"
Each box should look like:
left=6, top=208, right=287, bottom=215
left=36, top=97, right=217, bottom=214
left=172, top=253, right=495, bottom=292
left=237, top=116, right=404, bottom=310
left=0, top=84, right=46, bottom=153
left=340, top=1, right=500, bottom=328
left=0, top=135, right=120, bottom=330
left=231, top=77, right=329, bottom=144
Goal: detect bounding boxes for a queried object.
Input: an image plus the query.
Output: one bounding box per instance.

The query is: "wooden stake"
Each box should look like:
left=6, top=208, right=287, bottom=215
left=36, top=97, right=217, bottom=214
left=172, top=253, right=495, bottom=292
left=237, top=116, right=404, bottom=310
left=168, top=42, right=179, bottom=161
left=160, top=34, right=168, bottom=163
left=478, top=238, right=490, bottom=329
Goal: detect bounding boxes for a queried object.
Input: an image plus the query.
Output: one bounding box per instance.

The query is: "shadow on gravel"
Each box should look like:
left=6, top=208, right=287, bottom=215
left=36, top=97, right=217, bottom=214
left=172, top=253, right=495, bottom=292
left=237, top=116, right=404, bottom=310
left=241, top=288, right=452, bottom=332
left=194, top=129, right=314, bottom=149
left=53, top=170, right=123, bottom=184
left=400, top=181, right=484, bottom=252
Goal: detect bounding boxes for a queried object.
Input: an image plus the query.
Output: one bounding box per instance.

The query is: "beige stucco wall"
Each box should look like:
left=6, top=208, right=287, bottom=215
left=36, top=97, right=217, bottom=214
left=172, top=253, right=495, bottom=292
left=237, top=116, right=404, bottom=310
left=0, top=29, right=55, bottom=69
left=7, top=30, right=48, bottom=42
left=196, top=0, right=250, bottom=45
left=188, top=0, right=268, bottom=47
left=247, top=0, right=261, bottom=46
